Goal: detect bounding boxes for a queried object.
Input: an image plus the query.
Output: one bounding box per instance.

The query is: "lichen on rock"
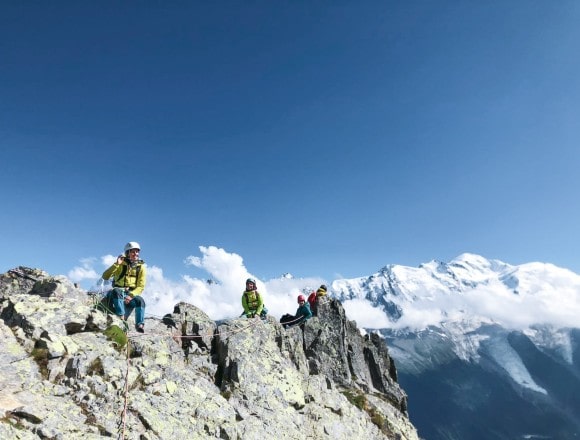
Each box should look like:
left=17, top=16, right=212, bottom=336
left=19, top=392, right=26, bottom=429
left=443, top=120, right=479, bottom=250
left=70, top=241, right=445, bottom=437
left=0, top=266, right=419, bottom=439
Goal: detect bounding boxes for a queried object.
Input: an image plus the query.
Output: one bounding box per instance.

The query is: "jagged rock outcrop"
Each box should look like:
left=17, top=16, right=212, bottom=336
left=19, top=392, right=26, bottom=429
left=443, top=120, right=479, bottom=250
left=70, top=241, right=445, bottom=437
left=0, top=267, right=418, bottom=439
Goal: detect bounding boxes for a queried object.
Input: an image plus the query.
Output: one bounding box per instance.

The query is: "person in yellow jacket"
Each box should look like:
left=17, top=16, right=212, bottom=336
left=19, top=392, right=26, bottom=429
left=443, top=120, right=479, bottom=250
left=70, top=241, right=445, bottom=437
left=308, top=284, right=328, bottom=316
left=241, top=278, right=268, bottom=319
left=102, top=241, right=147, bottom=332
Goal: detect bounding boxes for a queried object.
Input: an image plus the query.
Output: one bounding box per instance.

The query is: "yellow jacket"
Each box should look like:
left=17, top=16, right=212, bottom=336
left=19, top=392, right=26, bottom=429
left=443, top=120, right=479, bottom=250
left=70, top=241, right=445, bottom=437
left=102, top=260, right=146, bottom=295
left=242, top=289, right=264, bottom=316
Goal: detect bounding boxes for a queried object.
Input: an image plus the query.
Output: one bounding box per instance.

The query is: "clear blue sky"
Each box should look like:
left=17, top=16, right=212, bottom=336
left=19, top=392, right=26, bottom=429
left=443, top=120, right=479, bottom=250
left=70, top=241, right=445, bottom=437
left=2, top=1, right=580, bottom=285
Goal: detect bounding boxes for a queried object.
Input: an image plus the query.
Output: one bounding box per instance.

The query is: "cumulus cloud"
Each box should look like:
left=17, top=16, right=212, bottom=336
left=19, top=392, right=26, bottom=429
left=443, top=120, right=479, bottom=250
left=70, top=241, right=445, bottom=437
left=390, top=306, right=446, bottom=330
left=102, top=254, right=117, bottom=266
left=68, top=258, right=99, bottom=283
left=342, top=299, right=391, bottom=329
left=70, top=247, right=580, bottom=331
left=388, top=276, right=580, bottom=331
left=71, top=246, right=327, bottom=321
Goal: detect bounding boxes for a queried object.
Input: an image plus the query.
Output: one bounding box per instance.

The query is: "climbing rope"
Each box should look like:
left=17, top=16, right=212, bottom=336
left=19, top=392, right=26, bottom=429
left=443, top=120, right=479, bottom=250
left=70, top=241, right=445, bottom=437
left=89, top=285, right=311, bottom=437
left=126, top=313, right=263, bottom=340
left=120, top=340, right=131, bottom=439
left=86, top=278, right=112, bottom=311
left=279, top=314, right=308, bottom=328
left=117, top=315, right=263, bottom=438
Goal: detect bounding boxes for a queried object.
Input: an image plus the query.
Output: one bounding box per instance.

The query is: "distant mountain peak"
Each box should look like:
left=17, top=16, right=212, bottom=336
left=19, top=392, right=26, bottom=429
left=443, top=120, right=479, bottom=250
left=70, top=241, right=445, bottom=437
left=330, top=254, right=580, bottom=440
left=451, top=252, right=491, bottom=264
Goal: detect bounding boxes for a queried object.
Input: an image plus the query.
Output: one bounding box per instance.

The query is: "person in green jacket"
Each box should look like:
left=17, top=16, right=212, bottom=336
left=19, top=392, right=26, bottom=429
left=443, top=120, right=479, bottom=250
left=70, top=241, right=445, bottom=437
left=102, top=241, right=147, bottom=332
left=241, top=278, right=268, bottom=319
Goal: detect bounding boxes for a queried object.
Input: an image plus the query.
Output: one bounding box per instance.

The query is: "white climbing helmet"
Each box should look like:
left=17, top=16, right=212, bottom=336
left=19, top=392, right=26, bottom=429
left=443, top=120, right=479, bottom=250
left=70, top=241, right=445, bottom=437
left=124, top=241, right=141, bottom=253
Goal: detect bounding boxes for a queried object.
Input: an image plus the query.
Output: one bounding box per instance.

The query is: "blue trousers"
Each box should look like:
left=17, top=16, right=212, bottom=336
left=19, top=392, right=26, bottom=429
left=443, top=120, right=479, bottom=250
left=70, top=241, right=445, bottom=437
left=107, top=288, right=145, bottom=326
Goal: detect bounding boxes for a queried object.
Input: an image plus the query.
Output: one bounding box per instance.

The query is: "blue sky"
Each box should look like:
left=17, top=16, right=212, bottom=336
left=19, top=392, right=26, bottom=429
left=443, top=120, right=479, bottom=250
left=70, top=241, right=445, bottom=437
left=2, top=1, right=580, bottom=302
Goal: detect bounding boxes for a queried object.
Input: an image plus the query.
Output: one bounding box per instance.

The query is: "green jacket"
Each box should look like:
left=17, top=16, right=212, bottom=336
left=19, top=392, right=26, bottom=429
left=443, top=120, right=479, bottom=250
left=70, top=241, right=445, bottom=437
left=102, top=260, right=146, bottom=295
left=295, top=302, right=312, bottom=323
left=242, top=289, right=264, bottom=316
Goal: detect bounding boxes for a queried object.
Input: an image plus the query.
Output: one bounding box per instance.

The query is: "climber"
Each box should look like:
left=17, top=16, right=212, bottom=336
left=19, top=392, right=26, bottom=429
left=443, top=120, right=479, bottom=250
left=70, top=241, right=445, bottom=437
left=102, top=241, right=147, bottom=332
left=241, top=278, right=268, bottom=319
left=307, top=284, right=328, bottom=316
left=280, top=294, right=313, bottom=328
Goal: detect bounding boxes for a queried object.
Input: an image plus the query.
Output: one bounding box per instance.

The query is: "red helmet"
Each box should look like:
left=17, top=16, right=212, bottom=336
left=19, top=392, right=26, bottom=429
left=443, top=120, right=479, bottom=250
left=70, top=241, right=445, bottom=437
left=297, top=294, right=306, bottom=303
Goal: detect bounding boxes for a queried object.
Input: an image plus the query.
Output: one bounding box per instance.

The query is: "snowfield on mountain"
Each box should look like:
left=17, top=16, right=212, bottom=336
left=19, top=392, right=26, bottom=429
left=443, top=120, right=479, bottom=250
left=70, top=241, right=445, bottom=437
left=332, top=253, right=580, bottom=440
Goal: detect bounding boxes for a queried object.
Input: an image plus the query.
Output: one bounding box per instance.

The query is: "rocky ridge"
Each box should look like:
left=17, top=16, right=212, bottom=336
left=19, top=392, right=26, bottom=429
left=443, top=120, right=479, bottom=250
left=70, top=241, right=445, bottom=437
left=0, top=267, right=418, bottom=439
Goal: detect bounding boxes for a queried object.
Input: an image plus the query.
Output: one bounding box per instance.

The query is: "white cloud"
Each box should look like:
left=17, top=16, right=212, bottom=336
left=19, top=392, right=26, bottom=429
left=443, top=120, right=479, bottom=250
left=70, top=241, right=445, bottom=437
left=72, top=246, right=327, bottom=322
left=387, top=277, right=580, bottom=331
left=390, top=306, right=445, bottom=330
left=102, top=254, right=116, bottom=266
left=68, top=258, right=99, bottom=283
left=70, top=247, right=580, bottom=332
left=342, top=299, right=391, bottom=329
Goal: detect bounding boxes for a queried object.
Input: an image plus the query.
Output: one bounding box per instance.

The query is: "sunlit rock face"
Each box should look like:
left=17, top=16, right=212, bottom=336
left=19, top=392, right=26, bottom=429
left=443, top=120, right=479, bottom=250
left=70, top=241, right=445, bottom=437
left=0, top=266, right=418, bottom=440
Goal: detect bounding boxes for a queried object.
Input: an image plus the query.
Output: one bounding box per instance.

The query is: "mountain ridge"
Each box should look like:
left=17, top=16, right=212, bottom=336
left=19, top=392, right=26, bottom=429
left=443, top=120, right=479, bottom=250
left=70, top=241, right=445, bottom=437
left=0, top=266, right=418, bottom=439
left=331, top=253, right=580, bottom=440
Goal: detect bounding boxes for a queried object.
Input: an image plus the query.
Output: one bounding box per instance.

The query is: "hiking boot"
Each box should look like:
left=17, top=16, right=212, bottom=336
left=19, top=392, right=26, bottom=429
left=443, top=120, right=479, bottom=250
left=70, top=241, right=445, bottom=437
left=136, top=324, right=144, bottom=333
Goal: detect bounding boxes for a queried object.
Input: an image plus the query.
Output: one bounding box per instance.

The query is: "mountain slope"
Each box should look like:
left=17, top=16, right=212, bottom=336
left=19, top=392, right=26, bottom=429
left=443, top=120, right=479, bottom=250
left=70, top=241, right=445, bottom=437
left=331, top=253, right=580, bottom=440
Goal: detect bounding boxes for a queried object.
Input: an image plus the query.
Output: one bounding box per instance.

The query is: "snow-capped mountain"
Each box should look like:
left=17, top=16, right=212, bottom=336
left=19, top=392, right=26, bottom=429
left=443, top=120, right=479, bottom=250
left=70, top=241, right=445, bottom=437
left=331, top=253, right=580, bottom=440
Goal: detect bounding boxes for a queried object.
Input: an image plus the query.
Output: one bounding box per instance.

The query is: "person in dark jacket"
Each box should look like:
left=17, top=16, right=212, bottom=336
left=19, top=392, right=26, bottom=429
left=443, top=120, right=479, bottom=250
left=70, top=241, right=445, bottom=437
left=280, top=294, right=313, bottom=328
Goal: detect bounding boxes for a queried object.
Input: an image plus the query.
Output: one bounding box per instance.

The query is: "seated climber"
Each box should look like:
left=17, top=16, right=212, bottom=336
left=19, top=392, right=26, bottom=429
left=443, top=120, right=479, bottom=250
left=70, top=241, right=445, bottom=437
left=280, top=294, right=313, bottom=328
left=102, top=241, right=147, bottom=333
left=307, top=284, right=328, bottom=316
left=241, top=278, right=268, bottom=319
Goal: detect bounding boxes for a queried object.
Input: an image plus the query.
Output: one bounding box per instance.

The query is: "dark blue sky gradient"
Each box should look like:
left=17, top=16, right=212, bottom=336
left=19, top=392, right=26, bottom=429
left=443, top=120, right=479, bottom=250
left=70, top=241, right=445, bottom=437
left=1, top=1, right=580, bottom=282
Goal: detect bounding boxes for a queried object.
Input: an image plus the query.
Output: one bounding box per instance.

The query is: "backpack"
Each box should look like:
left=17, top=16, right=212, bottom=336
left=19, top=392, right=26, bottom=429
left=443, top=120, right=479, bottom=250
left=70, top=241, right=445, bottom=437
left=280, top=313, right=295, bottom=327
left=307, top=291, right=317, bottom=309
